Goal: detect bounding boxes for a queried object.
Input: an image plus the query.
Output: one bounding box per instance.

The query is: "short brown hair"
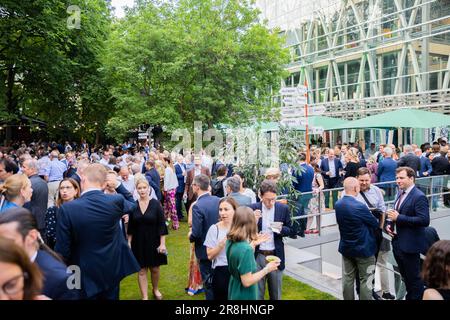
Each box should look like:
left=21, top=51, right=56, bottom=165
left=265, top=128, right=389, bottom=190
left=0, top=237, right=43, bottom=300
left=422, top=240, right=450, bottom=289
left=259, top=179, right=277, bottom=196
left=357, top=167, right=370, bottom=177
left=396, top=166, right=416, bottom=181
left=83, top=163, right=107, bottom=185
left=227, top=206, right=258, bottom=243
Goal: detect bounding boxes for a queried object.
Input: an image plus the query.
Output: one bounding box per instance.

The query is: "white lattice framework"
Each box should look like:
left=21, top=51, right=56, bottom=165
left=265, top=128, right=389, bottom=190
left=257, top=0, right=450, bottom=120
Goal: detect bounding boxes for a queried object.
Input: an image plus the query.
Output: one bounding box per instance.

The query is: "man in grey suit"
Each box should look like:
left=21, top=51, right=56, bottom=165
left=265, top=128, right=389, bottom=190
left=226, top=176, right=252, bottom=206
left=22, top=159, right=49, bottom=237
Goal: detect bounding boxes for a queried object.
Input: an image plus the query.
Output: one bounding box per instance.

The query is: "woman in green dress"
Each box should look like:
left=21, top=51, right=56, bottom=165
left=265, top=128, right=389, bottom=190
left=225, top=206, right=280, bottom=300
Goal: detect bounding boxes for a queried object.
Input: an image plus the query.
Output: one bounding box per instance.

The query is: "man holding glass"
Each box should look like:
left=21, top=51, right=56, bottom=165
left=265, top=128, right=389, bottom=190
left=386, top=167, right=430, bottom=300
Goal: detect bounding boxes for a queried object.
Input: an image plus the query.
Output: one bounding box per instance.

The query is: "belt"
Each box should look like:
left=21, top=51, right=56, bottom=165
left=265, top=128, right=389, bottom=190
left=259, top=250, right=275, bottom=256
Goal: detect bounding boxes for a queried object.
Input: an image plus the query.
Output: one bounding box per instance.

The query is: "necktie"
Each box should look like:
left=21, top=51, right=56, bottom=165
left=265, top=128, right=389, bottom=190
left=395, top=191, right=406, bottom=211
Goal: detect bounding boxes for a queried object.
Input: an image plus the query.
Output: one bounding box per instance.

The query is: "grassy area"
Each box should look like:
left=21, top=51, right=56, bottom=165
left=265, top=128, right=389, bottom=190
left=120, top=221, right=335, bottom=300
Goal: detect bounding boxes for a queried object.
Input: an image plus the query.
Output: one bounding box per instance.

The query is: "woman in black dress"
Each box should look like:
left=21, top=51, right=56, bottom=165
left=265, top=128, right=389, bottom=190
left=127, top=178, right=168, bottom=300
left=343, top=148, right=361, bottom=179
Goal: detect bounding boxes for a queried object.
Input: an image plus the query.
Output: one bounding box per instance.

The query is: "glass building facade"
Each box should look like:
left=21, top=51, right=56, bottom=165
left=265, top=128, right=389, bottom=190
left=257, top=0, right=450, bottom=145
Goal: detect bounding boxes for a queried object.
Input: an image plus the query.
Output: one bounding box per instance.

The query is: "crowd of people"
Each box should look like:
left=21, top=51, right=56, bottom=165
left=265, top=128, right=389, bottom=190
left=0, top=137, right=448, bottom=300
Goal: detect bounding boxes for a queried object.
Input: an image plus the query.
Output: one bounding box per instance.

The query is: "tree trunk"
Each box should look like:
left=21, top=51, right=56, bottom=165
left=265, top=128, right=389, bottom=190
left=5, top=65, right=17, bottom=146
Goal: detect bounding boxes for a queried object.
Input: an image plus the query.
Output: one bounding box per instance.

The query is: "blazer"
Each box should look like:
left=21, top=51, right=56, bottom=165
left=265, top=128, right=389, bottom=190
left=185, top=167, right=211, bottom=200
left=55, top=184, right=140, bottom=298
left=174, top=163, right=186, bottom=194
left=320, top=158, right=343, bottom=181
left=24, top=174, right=48, bottom=231
left=377, top=157, right=397, bottom=183
left=293, top=163, right=314, bottom=193
left=35, top=250, right=80, bottom=300
left=335, top=196, right=379, bottom=258
left=392, top=186, right=430, bottom=254
left=189, top=193, right=220, bottom=260
left=249, top=202, right=292, bottom=271
left=418, top=156, right=432, bottom=177
left=431, top=156, right=450, bottom=176
left=145, top=168, right=162, bottom=200
left=397, top=153, right=421, bottom=173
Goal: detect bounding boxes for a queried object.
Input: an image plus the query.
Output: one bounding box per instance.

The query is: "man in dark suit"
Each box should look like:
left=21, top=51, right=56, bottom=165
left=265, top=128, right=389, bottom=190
left=0, top=208, right=80, bottom=299
left=377, top=147, right=398, bottom=201
left=250, top=179, right=292, bottom=300
left=22, top=159, right=48, bottom=238
left=144, top=160, right=162, bottom=201
left=68, top=159, right=89, bottom=188
left=55, top=164, right=140, bottom=300
left=335, top=177, right=379, bottom=300
left=184, top=155, right=211, bottom=212
left=189, top=174, right=220, bottom=300
left=320, top=149, right=343, bottom=208
left=174, top=155, right=186, bottom=220
left=397, top=145, right=421, bottom=173
left=386, top=166, right=430, bottom=300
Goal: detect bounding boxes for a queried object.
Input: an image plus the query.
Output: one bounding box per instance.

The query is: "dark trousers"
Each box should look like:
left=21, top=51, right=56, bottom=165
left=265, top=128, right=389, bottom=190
left=199, top=259, right=214, bottom=300
left=175, top=192, right=185, bottom=219
left=324, top=177, right=339, bottom=208
left=87, top=285, right=120, bottom=300
left=212, top=266, right=230, bottom=300
left=293, top=193, right=313, bottom=237
left=392, top=246, right=424, bottom=300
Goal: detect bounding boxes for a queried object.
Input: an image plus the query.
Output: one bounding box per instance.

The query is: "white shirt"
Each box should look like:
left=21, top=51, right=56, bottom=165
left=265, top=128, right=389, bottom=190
left=259, top=203, right=275, bottom=251
left=120, top=175, right=135, bottom=194
left=30, top=251, right=38, bottom=263
left=328, top=158, right=336, bottom=178
left=164, top=167, right=179, bottom=191
left=396, top=184, right=415, bottom=210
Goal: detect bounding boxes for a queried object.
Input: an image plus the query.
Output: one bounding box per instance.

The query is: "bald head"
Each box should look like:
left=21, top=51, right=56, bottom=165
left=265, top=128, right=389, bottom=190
left=343, top=177, right=360, bottom=196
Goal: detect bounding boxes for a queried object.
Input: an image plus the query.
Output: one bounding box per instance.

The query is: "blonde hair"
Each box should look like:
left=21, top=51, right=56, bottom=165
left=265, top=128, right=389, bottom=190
left=83, top=164, right=107, bottom=185
left=227, top=206, right=258, bottom=243
left=347, top=148, right=359, bottom=162
left=0, top=174, right=31, bottom=201
left=135, top=177, right=149, bottom=189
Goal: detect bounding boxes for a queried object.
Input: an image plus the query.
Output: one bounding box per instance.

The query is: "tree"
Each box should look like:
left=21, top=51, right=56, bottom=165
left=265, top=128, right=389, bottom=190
left=0, top=0, right=111, bottom=144
left=102, top=0, right=289, bottom=142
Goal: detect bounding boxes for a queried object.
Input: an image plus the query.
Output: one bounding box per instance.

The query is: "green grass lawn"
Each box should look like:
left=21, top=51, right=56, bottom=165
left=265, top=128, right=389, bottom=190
left=120, top=220, right=335, bottom=300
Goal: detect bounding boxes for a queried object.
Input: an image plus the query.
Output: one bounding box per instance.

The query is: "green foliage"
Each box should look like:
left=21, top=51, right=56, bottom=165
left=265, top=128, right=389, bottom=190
left=0, top=0, right=112, bottom=142
left=102, top=0, right=289, bottom=142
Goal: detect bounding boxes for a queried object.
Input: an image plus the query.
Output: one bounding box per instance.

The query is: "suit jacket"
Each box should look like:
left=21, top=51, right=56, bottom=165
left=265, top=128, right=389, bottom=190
left=249, top=202, right=292, bottom=271
left=24, top=174, right=48, bottom=231
left=293, top=163, right=314, bottom=193
left=185, top=167, right=211, bottom=200
left=320, top=158, right=343, bottom=182
left=392, top=186, right=430, bottom=254
left=377, top=158, right=397, bottom=183
left=70, top=172, right=81, bottom=187
left=145, top=168, right=161, bottom=200
left=189, top=193, right=220, bottom=260
left=418, top=156, right=432, bottom=177
left=35, top=250, right=80, bottom=300
left=55, top=184, right=140, bottom=298
left=174, top=163, right=186, bottom=194
left=335, top=196, right=379, bottom=258
left=397, top=153, right=421, bottom=173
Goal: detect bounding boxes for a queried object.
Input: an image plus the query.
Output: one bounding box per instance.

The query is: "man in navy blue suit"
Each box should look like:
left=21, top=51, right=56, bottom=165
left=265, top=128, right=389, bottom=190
left=292, top=153, right=314, bottom=237
left=377, top=147, right=397, bottom=201
left=174, top=155, right=187, bottom=220
left=386, top=166, right=430, bottom=300
left=144, top=160, right=162, bottom=201
left=250, top=179, right=292, bottom=300
left=55, top=164, right=140, bottom=300
left=335, top=177, right=379, bottom=300
left=189, top=174, right=220, bottom=300
left=320, top=149, right=343, bottom=208
left=0, top=208, right=80, bottom=299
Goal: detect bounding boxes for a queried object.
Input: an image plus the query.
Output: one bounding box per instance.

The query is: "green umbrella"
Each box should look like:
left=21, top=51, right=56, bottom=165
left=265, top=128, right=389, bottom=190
left=328, top=108, right=450, bottom=130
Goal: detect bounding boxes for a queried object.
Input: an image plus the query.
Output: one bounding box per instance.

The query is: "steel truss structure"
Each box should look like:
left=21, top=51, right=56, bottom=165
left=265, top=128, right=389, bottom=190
left=257, top=0, right=450, bottom=120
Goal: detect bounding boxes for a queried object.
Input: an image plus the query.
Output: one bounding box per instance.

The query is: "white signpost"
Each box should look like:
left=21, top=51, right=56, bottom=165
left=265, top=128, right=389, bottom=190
left=280, top=117, right=307, bottom=127
left=138, top=132, right=148, bottom=140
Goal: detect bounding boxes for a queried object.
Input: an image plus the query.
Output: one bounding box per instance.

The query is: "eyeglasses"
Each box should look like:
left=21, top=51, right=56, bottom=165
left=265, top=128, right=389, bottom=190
left=0, top=272, right=27, bottom=296
left=60, top=186, right=74, bottom=190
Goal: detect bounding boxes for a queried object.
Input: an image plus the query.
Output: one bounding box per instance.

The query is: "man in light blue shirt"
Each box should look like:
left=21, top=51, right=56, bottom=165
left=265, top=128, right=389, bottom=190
left=45, top=150, right=67, bottom=207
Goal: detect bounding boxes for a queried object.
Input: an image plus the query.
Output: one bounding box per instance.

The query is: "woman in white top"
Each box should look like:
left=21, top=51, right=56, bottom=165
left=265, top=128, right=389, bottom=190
left=204, top=197, right=238, bottom=300
left=163, top=157, right=179, bottom=230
